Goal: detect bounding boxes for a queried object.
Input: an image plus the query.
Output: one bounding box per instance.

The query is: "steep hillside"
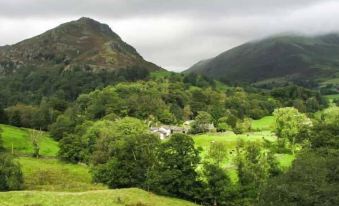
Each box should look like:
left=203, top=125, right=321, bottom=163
left=0, top=17, right=160, bottom=74
left=186, top=34, right=339, bottom=84
left=0, top=17, right=162, bottom=104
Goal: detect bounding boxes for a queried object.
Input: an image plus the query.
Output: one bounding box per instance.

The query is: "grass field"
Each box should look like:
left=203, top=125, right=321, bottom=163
left=194, top=131, right=276, bottom=152
left=251, top=116, right=275, bottom=131
left=0, top=124, right=59, bottom=157
left=0, top=188, right=198, bottom=206
left=193, top=130, right=294, bottom=182
left=325, top=94, right=339, bottom=101
left=18, top=157, right=105, bottom=191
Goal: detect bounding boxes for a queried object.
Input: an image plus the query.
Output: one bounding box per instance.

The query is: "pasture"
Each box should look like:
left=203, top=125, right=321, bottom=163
left=0, top=188, right=198, bottom=206
left=18, top=157, right=105, bottom=191
left=0, top=124, right=59, bottom=157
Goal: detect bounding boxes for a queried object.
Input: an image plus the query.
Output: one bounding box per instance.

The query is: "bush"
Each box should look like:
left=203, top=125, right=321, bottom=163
left=0, top=154, right=24, bottom=191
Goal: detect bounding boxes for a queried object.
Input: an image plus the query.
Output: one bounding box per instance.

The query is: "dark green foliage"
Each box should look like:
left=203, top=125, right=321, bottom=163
left=92, top=133, right=160, bottom=189
left=90, top=118, right=160, bottom=189
left=225, top=87, right=277, bottom=120
left=190, top=111, right=212, bottom=134
left=0, top=154, right=24, bottom=191
left=149, top=134, right=201, bottom=200
left=0, top=66, right=151, bottom=107
left=235, top=141, right=281, bottom=204
left=202, top=163, right=233, bottom=206
left=0, top=105, right=7, bottom=124
left=259, top=150, right=339, bottom=206
left=49, top=108, right=80, bottom=140
left=271, top=85, right=328, bottom=112
left=58, top=134, right=88, bottom=163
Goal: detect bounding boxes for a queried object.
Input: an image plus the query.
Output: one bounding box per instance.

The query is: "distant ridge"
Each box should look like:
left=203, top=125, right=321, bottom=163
left=186, top=34, right=339, bottom=84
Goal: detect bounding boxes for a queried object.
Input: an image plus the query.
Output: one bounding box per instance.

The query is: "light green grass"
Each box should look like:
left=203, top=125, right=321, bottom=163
left=150, top=70, right=173, bottom=79
left=18, top=157, right=105, bottom=192
left=276, top=154, right=295, bottom=169
left=0, top=188, right=198, bottom=206
left=251, top=116, right=275, bottom=131
left=325, top=94, right=339, bottom=100
left=194, top=131, right=276, bottom=152
left=0, top=124, right=59, bottom=157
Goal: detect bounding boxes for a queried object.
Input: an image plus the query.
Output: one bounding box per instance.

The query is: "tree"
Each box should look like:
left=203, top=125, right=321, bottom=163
left=92, top=133, right=160, bottom=189
left=191, top=111, right=213, bottom=134
left=29, top=129, right=43, bottom=158
left=235, top=141, right=281, bottom=204
left=234, top=117, right=252, bottom=134
left=259, top=151, right=339, bottom=206
left=207, top=141, right=228, bottom=166
left=216, top=117, right=232, bottom=132
left=202, top=163, right=233, bottom=206
left=0, top=153, right=24, bottom=191
left=149, top=133, right=201, bottom=200
left=91, top=118, right=160, bottom=189
left=48, top=108, right=79, bottom=140
left=273, top=107, right=312, bottom=154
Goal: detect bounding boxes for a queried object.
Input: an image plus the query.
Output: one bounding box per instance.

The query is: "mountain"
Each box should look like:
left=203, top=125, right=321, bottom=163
left=0, top=17, right=162, bottom=104
left=0, top=17, right=160, bottom=74
left=186, top=34, right=339, bottom=85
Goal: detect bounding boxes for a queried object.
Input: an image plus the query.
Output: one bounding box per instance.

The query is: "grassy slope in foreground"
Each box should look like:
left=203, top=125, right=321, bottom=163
left=0, top=124, right=59, bottom=157
left=18, top=157, right=106, bottom=191
left=0, top=188, right=198, bottom=206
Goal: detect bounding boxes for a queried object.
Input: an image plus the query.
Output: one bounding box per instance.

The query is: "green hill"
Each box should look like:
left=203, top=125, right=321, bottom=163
left=0, top=188, right=198, bottom=206
left=186, top=34, right=339, bottom=85
left=0, top=17, right=162, bottom=105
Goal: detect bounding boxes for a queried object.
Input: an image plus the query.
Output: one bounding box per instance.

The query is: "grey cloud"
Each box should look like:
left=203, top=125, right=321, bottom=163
left=0, top=0, right=338, bottom=71
left=0, top=0, right=326, bottom=18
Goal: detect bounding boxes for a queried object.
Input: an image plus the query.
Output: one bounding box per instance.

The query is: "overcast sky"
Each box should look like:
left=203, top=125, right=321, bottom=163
left=1, top=0, right=339, bottom=71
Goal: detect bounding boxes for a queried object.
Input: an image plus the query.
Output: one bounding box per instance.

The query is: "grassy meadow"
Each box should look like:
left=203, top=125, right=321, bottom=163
left=18, top=157, right=106, bottom=191
left=0, top=188, right=198, bottom=206
left=0, top=124, right=59, bottom=157
left=193, top=115, right=294, bottom=181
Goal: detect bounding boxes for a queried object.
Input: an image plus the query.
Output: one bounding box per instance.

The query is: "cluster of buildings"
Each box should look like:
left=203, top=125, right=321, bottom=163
left=150, top=120, right=215, bottom=140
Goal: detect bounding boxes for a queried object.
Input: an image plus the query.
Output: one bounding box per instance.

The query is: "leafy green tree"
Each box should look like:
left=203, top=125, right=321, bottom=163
left=235, top=141, right=281, bottom=204
left=207, top=141, right=228, bottom=166
left=49, top=108, right=80, bottom=140
left=259, top=151, right=339, bottom=206
left=149, top=133, right=201, bottom=200
left=234, top=118, right=252, bottom=134
left=202, top=163, right=233, bottom=206
left=58, top=134, right=89, bottom=163
left=0, top=153, right=23, bottom=191
left=29, top=130, right=43, bottom=158
left=216, top=117, right=232, bottom=132
left=91, top=118, right=159, bottom=189
left=273, top=107, right=312, bottom=154
left=191, top=111, right=212, bottom=134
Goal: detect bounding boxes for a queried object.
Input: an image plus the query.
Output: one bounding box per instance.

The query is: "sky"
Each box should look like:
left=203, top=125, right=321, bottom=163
left=1, top=0, right=339, bottom=71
